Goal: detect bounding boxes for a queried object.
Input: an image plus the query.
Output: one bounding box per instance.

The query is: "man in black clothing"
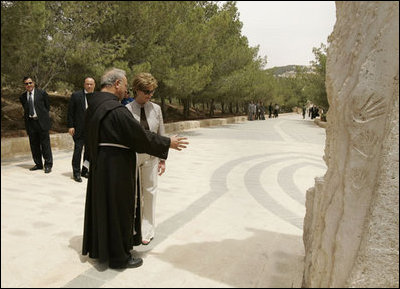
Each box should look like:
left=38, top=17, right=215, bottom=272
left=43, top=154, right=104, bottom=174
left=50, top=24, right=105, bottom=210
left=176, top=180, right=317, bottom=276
left=67, top=77, right=95, bottom=182
left=19, top=77, right=53, bottom=173
left=82, top=68, right=188, bottom=269
left=268, top=102, right=273, bottom=118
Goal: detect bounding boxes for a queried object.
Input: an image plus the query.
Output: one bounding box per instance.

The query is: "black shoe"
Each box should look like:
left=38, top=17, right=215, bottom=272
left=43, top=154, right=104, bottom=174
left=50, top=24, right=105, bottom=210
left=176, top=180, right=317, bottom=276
left=81, top=171, right=89, bottom=178
left=73, top=175, right=82, bottom=182
left=44, top=167, right=52, bottom=174
left=109, top=256, right=143, bottom=269
left=29, top=165, right=43, bottom=171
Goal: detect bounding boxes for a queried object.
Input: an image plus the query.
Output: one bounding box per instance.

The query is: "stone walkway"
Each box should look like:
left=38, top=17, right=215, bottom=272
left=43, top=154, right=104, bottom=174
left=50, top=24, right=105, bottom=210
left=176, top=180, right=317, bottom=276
left=1, top=113, right=326, bottom=288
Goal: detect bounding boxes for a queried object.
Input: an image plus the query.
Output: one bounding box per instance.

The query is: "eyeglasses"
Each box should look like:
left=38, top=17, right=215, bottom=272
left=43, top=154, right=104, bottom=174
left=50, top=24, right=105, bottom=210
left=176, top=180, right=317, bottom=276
left=141, top=89, right=155, bottom=95
left=24, top=82, right=33, bottom=85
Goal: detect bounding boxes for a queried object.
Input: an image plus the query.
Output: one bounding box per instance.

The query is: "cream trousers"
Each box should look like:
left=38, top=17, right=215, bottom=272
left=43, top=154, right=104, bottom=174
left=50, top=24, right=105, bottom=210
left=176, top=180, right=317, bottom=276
left=137, top=153, right=159, bottom=241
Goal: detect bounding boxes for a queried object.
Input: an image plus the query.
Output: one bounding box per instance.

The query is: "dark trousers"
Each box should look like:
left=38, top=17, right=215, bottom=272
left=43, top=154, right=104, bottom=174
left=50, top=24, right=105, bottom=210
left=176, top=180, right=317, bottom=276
left=72, top=137, right=88, bottom=176
left=27, top=118, right=53, bottom=168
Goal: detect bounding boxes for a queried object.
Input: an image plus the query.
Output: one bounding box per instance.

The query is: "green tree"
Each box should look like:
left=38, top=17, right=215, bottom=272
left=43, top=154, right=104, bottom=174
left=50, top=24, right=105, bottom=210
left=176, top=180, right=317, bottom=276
left=198, top=1, right=258, bottom=116
left=1, top=1, right=48, bottom=87
left=165, top=64, right=212, bottom=118
left=3, top=1, right=311, bottom=124
left=1, top=1, right=127, bottom=90
left=46, top=1, right=127, bottom=89
left=303, top=43, right=328, bottom=111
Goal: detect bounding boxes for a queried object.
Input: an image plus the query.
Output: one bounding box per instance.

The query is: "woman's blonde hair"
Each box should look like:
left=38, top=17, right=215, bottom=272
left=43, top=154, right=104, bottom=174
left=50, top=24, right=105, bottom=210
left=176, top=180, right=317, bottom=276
left=132, top=72, right=158, bottom=95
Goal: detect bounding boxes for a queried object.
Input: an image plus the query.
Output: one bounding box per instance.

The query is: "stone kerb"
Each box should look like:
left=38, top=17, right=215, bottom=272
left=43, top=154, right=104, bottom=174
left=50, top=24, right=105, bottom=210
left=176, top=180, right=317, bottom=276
left=163, top=120, right=200, bottom=134
left=1, top=116, right=247, bottom=160
left=1, top=133, right=75, bottom=161
left=314, top=118, right=327, bottom=129
left=199, top=115, right=247, bottom=126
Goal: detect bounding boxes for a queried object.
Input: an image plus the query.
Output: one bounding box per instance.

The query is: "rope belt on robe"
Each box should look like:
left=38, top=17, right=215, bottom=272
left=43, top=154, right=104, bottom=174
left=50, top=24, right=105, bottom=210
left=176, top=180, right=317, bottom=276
left=98, top=143, right=130, bottom=149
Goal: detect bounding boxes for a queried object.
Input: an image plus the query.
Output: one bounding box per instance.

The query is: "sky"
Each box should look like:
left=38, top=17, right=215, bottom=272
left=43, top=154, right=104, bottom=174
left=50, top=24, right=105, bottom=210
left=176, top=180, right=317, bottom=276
left=235, top=1, right=336, bottom=68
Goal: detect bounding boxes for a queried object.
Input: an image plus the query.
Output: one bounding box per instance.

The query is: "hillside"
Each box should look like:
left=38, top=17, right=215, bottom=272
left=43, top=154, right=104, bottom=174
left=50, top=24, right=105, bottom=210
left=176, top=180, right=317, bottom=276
left=266, top=65, right=310, bottom=76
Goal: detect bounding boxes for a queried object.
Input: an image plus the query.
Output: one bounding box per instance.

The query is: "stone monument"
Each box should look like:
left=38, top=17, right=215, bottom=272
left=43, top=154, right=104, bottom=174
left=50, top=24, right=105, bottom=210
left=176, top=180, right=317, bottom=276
left=302, top=2, right=399, bottom=287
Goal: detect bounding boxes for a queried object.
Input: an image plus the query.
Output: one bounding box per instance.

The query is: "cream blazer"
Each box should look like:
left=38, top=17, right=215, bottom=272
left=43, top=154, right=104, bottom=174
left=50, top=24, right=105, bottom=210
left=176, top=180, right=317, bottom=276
left=125, top=99, right=165, bottom=137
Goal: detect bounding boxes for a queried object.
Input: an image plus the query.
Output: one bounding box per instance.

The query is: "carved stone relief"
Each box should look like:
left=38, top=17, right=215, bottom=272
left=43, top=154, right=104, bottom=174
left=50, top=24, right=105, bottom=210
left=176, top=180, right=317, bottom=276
left=302, top=2, right=399, bottom=288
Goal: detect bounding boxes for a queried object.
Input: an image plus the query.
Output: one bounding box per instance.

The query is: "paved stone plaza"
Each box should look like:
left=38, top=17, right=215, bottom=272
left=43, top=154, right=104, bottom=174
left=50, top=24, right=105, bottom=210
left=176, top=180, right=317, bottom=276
left=1, top=113, right=326, bottom=288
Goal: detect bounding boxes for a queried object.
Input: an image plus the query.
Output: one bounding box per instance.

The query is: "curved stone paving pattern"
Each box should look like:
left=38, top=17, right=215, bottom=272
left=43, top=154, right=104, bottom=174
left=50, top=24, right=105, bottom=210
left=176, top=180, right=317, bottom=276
left=244, top=155, right=326, bottom=229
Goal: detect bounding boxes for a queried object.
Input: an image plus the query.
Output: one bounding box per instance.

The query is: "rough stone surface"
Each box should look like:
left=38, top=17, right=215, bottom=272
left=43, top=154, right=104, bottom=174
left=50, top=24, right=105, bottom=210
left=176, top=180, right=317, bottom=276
left=302, top=1, right=399, bottom=288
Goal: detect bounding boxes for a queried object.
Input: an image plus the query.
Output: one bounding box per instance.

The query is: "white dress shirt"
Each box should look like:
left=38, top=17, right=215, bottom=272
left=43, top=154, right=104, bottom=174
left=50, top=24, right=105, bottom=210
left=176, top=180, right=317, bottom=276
left=28, top=88, right=38, bottom=118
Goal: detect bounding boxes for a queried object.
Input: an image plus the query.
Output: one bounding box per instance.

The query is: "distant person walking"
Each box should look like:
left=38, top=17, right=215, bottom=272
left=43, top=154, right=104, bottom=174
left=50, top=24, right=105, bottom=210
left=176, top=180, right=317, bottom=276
left=255, top=102, right=260, bottom=120
left=274, top=103, right=279, bottom=118
left=268, top=102, right=273, bottom=118
left=311, top=105, right=319, bottom=119
left=248, top=101, right=255, bottom=121
left=259, top=101, right=265, bottom=120
left=67, top=77, right=95, bottom=182
left=19, top=76, right=53, bottom=173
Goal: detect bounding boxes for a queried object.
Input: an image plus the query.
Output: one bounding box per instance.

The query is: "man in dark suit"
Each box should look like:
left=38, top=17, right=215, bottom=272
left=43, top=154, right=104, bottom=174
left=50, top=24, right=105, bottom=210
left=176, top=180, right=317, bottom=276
left=19, top=77, right=53, bottom=173
left=67, top=77, right=96, bottom=182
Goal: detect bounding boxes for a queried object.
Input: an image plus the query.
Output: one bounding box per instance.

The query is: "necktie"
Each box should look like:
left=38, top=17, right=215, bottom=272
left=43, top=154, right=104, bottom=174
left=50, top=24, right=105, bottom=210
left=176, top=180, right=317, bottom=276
left=28, top=92, right=34, bottom=117
left=140, top=107, right=150, bottom=130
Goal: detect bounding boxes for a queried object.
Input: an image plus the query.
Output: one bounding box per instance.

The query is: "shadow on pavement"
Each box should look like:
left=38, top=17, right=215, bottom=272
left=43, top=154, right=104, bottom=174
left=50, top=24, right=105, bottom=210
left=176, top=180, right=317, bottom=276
left=153, top=227, right=304, bottom=288
left=69, top=235, right=109, bottom=272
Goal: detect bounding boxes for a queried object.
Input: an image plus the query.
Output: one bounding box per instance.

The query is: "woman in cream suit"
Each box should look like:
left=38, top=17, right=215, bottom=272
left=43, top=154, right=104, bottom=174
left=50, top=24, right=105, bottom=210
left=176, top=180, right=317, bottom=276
left=126, top=73, right=166, bottom=245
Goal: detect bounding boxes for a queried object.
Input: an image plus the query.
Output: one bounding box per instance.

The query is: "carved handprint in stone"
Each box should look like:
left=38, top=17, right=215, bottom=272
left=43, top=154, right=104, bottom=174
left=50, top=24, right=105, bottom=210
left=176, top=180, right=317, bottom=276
left=352, top=94, right=386, bottom=123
